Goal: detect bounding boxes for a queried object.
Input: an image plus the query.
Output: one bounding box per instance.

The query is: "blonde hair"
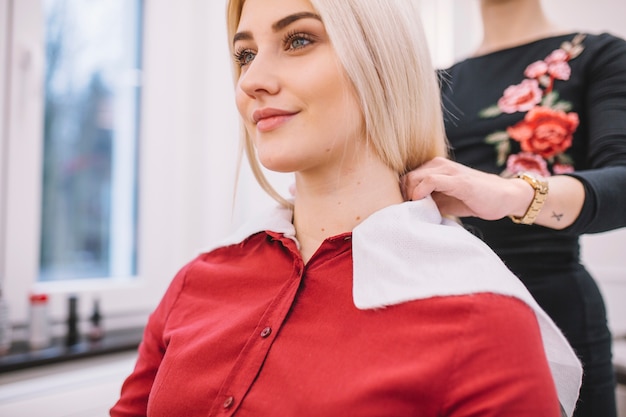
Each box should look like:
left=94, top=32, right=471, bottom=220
left=226, top=0, right=448, bottom=206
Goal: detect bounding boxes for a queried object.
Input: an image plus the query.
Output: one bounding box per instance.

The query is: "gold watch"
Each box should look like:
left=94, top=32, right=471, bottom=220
left=508, top=172, right=549, bottom=225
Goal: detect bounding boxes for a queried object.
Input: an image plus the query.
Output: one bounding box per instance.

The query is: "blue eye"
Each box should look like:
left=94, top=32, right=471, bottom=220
left=284, top=31, right=314, bottom=51
left=289, top=37, right=310, bottom=50
left=234, top=49, right=256, bottom=67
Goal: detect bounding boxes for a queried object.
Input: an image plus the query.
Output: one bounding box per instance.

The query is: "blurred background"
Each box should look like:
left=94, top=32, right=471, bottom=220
left=0, top=0, right=624, bottom=416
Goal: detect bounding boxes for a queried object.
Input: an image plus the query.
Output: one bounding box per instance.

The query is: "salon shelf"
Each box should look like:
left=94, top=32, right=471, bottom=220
left=0, top=327, right=143, bottom=373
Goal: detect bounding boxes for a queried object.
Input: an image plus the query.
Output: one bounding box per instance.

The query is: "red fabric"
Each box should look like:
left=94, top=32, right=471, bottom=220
left=110, top=232, right=561, bottom=417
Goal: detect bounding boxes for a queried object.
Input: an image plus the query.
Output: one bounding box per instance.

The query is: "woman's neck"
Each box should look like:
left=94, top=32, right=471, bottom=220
left=475, top=0, right=567, bottom=56
left=292, top=156, right=403, bottom=263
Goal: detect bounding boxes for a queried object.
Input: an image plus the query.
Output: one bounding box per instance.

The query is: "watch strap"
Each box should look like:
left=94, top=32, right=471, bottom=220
left=508, top=172, right=549, bottom=225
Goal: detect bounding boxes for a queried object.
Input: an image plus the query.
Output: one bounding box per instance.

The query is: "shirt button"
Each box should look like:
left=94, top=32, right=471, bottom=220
left=260, top=327, right=272, bottom=338
left=223, top=396, right=235, bottom=409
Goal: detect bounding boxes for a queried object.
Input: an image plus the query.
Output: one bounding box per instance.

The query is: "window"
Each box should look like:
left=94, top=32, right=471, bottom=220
left=39, top=0, right=142, bottom=282
left=0, top=0, right=244, bottom=333
left=2, top=0, right=146, bottom=333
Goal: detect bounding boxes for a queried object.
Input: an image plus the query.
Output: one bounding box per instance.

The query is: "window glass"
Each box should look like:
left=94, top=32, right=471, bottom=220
left=39, top=0, right=142, bottom=281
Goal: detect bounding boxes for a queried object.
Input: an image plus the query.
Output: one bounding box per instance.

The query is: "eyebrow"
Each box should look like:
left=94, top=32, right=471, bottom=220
left=233, top=12, right=322, bottom=45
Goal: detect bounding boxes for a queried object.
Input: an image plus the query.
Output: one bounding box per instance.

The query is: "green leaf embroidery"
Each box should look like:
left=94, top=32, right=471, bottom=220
left=552, top=101, right=573, bottom=112
left=479, top=105, right=502, bottom=118
left=542, top=91, right=559, bottom=107
left=496, top=140, right=511, bottom=167
left=486, top=131, right=512, bottom=167
left=538, top=74, right=551, bottom=88
left=556, top=153, right=574, bottom=165
left=485, top=131, right=510, bottom=144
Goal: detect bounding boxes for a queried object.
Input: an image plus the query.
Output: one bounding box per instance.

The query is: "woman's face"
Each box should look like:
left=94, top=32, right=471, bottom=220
left=234, top=0, right=364, bottom=176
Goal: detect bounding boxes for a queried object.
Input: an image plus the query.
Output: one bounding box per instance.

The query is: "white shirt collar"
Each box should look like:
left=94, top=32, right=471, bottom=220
left=202, top=197, right=581, bottom=416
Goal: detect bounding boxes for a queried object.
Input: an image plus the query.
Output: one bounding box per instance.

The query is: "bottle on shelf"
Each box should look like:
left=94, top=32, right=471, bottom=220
left=66, top=295, right=80, bottom=347
left=88, top=298, right=104, bottom=342
left=28, top=292, right=51, bottom=350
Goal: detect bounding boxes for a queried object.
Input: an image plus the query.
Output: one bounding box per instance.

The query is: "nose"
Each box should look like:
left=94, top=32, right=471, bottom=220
left=237, top=51, right=280, bottom=98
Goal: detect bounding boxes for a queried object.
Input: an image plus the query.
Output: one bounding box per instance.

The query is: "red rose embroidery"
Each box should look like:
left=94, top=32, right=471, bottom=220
left=480, top=35, right=585, bottom=176
left=497, top=79, right=543, bottom=114
left=506, top=106, right=579, bottom=159
left=506, top=152, right=550, bottom=177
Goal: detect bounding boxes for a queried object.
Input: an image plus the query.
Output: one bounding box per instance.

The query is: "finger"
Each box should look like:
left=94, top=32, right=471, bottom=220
left=411, top=172, right=468, bottom=200
left=403, top=168, right=446, bottom=199
left=403, top=158, right=463, bottom=189
left=431, top=193, right=474, bottom=218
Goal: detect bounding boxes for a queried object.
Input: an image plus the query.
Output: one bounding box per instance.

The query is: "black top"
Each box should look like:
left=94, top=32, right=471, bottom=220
left=439, top=33, right=626, bottom=264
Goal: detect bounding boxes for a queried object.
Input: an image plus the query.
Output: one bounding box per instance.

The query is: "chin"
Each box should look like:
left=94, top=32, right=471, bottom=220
left=259, top=160, right=298, bottom=174
left=257, top=151, right=303, bottom=174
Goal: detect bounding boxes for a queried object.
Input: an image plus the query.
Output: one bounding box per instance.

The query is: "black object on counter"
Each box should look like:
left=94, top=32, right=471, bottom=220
left=88, top=298, right=104, bottom=342
left=65, top=295, right=80, bottom=347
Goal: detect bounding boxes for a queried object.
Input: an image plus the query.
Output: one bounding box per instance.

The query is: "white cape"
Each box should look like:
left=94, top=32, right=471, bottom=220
left=204, top=197, right=582, bottom=416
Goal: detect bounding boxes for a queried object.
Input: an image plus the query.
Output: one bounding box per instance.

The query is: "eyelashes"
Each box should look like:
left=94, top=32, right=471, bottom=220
left=233, top=48, right=255, bottom=67
left=282, top=30, right=314, bottom=51
left=233, top=30, right=317, bottom=67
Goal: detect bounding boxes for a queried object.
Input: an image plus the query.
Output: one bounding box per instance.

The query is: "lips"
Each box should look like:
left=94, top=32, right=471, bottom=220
left=252, top=108, right=298, bottom=132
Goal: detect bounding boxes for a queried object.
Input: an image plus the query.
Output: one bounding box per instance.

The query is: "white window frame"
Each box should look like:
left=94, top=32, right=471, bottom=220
left=0, top=0, right=9, bottom=299
left=0, top=0, right=242, bottom=334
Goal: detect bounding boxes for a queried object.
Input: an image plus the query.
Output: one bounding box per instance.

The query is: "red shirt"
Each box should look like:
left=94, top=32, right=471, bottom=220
left=111, top=230, right=561, bottom=417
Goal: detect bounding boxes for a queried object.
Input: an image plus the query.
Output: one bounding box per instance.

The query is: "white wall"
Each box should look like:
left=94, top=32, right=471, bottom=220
left=0, top=0, right=8, bottom=284
left=135, top=0, right=289, bottom=255
left=448, top=0, right=626, bottom=65
left=175, top=2, right=293, bottom=252
left=544, top=0, right=626, bottom=38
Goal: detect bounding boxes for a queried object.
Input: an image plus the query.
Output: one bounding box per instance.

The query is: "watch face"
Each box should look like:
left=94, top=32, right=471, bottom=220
left=518, top=172, right=549, bottom=193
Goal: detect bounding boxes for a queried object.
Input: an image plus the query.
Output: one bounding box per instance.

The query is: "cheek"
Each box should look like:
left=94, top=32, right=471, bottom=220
left=319, top=82, right=363, bottom=137
left=306, top=68, right=360, bottom=124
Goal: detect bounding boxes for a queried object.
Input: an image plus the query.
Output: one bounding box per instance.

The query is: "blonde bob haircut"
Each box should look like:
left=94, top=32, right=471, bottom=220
left=226, top=0, right=449, bottom=207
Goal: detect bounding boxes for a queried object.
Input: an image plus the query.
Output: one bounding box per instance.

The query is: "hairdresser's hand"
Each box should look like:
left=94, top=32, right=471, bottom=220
left=401, top=157, right=533, bottom=220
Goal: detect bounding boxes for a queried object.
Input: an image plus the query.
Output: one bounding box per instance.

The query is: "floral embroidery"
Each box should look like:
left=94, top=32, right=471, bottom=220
left=480, top=34, right=585, bottom=177
left=497, top=79, right=543, bottom=114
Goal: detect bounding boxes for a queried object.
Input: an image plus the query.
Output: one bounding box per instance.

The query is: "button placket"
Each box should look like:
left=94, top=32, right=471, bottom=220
left=223, top=396, right=235, bottom=409
left=260, top=326, right=272, bottom=338
left=207, top=257, right=304, bottom=417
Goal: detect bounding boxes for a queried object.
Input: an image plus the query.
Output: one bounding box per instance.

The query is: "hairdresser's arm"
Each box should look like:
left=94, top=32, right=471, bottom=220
left=402, top=156, right=584, bottom=229
left=563, top=34, right=626, bottom=234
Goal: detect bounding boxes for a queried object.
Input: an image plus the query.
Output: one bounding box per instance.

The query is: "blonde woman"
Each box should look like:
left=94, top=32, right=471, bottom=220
left=111, top=0, right=581, bottom=416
